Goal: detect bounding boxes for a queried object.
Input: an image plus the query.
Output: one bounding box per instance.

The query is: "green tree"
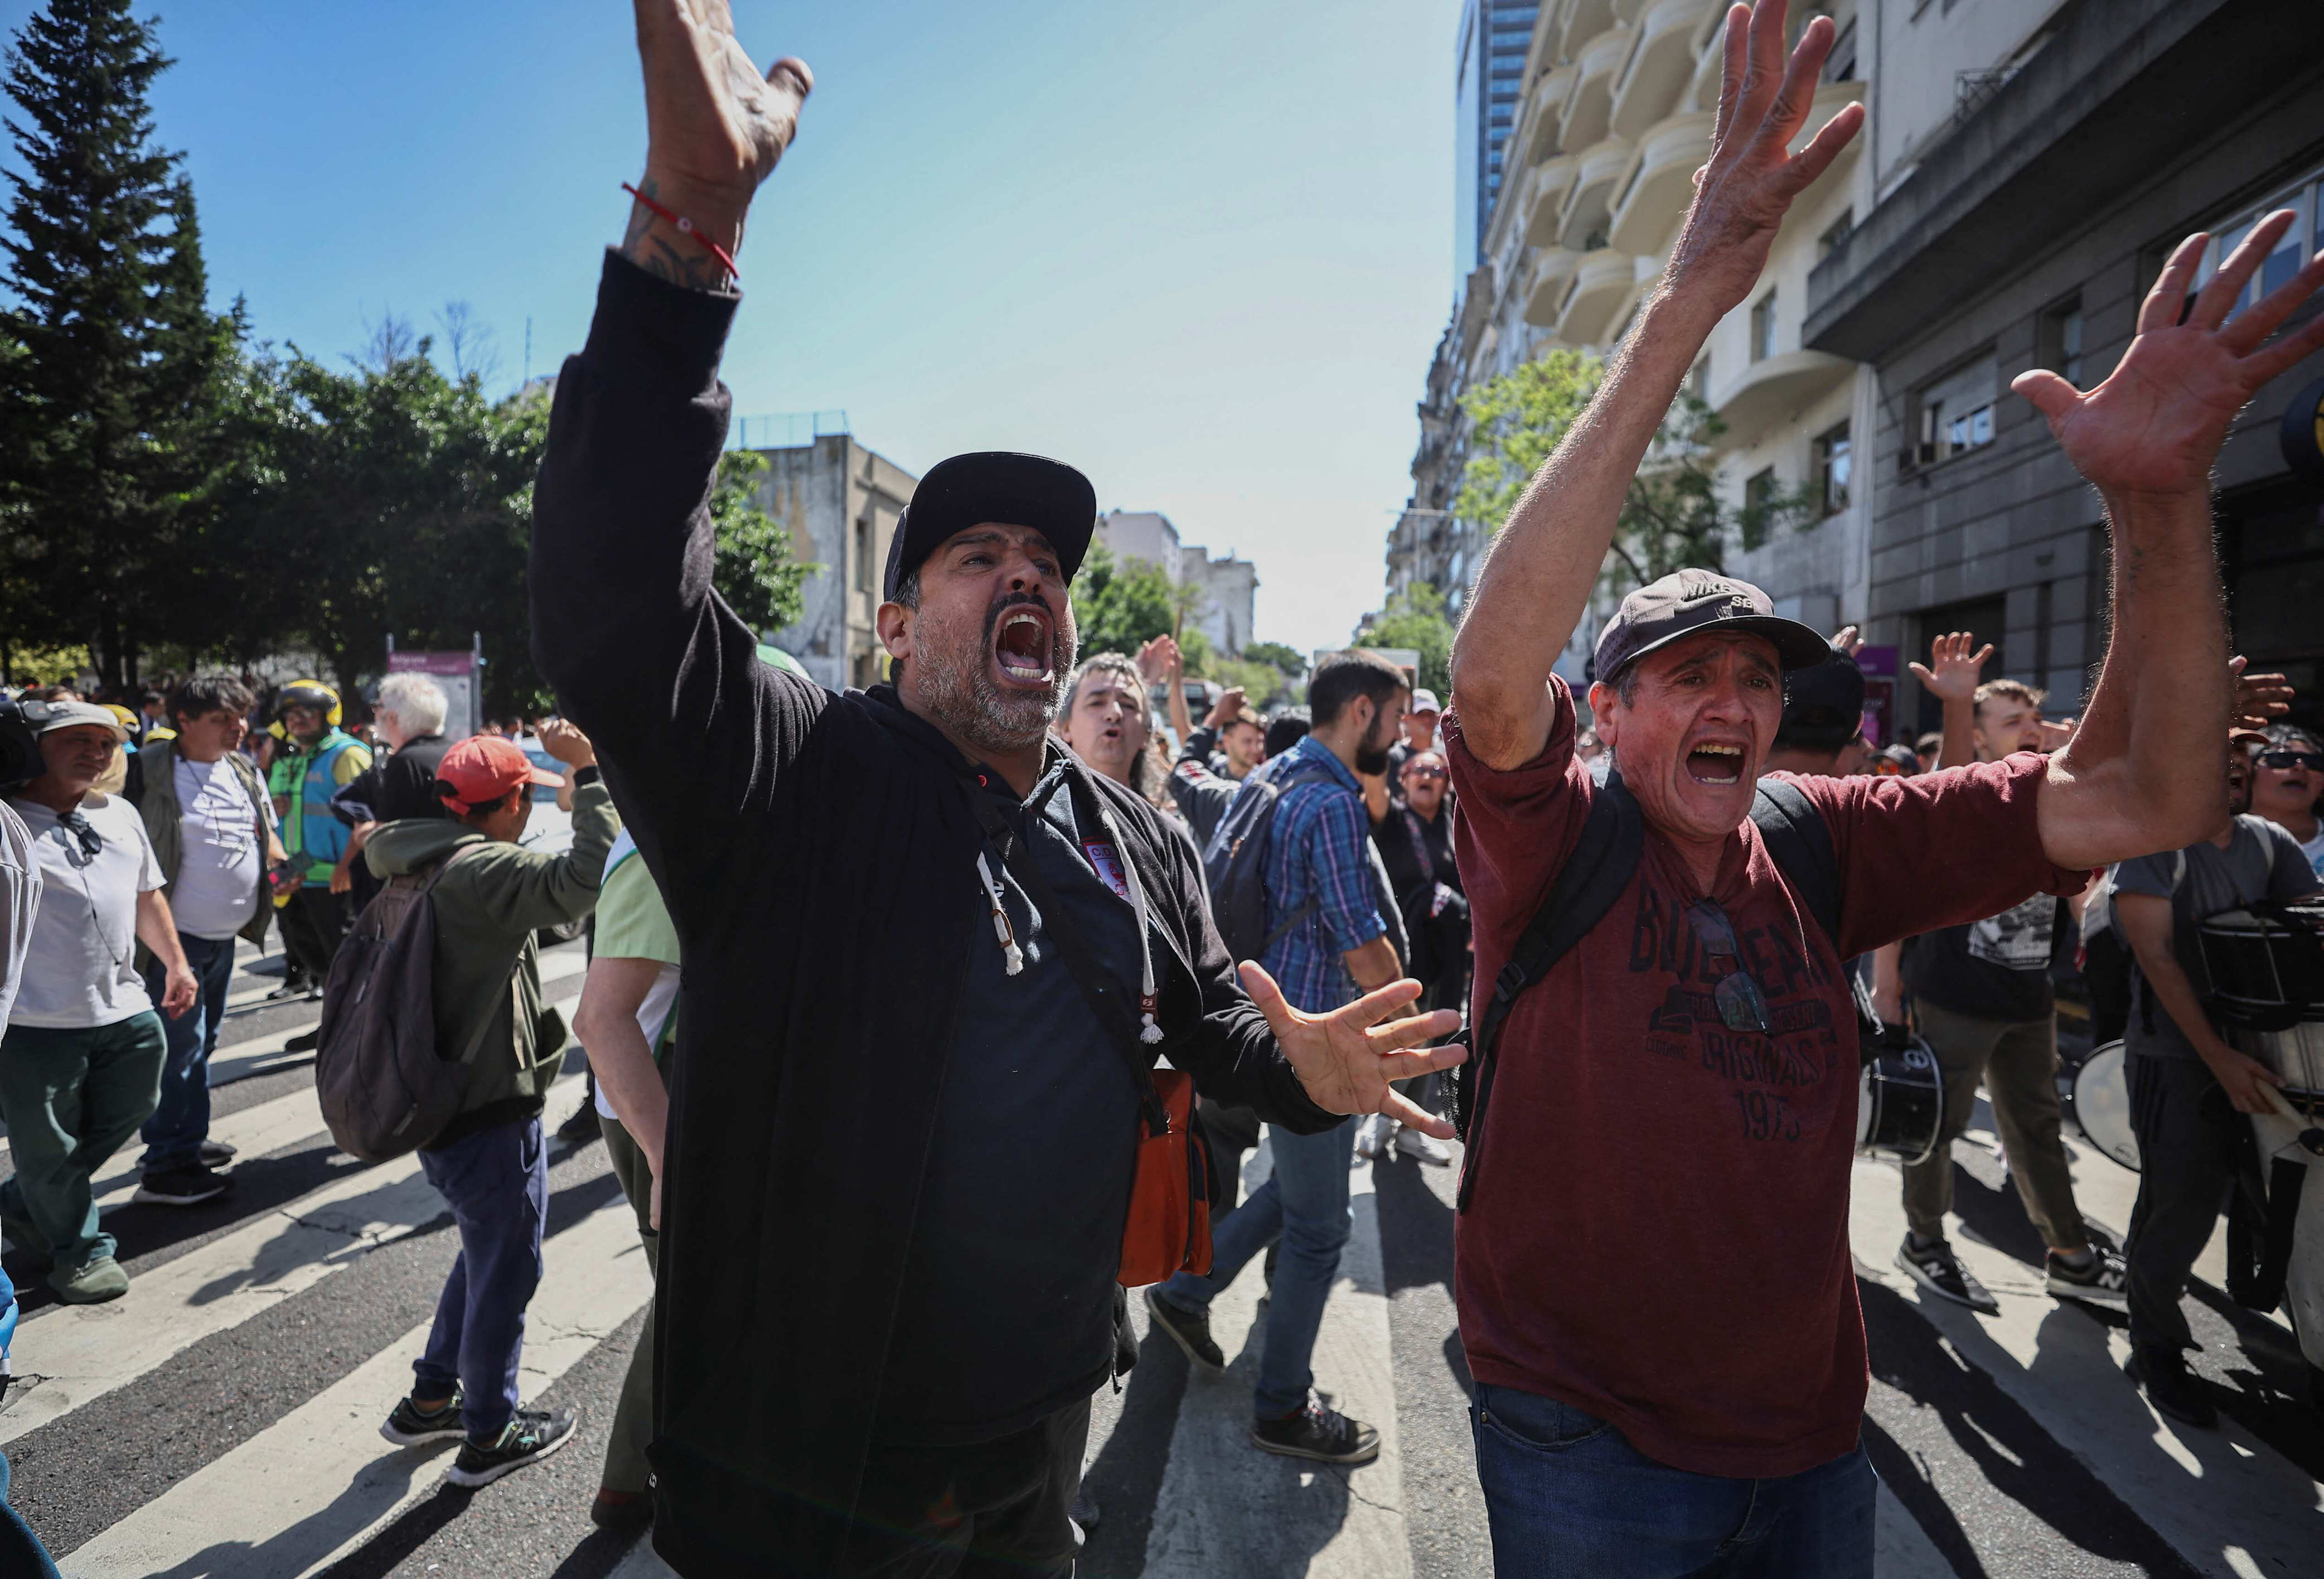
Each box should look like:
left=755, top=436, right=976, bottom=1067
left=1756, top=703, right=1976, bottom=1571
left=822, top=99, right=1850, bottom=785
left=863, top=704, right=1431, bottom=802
left=0, top=0, right=243, bottom=691
left=709, top=448, right=811, bottom=638
left=1073, top=546, right=1200, bottom=664
left=1242, top=640, right=1305, bottom=676
left=1452, top=350, right=1817, bottom=600
left=1353, top=584, right=1455, bottom=698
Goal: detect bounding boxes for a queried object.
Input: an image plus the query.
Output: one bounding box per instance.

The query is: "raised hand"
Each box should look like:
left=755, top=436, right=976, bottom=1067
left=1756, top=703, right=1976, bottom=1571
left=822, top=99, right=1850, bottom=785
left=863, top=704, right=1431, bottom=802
left=1828, top=625, right=1862, bottom=658
left=2015, top=210, right=2324, bottom=501
left=1136, top=635, right=1182, bottom=687
left=2231, top=654, right=2293, bottom=735
left=1665, top=1, right=1864, bottom=318
left=1204, top=685, right=1248, bottom=730
left=625, top=0, right=814, bottom=286
left=1240, top=962, right=1466, bottom=1139
left=536, top=717, right=598, bottom=769
left=1908, top=631, right=1993, bottom=704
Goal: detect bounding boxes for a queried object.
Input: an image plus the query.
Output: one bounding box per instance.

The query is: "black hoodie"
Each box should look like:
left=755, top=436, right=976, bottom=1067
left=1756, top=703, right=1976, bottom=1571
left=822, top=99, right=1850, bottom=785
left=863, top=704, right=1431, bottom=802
left=530, top=253, right=1338, bottom=1577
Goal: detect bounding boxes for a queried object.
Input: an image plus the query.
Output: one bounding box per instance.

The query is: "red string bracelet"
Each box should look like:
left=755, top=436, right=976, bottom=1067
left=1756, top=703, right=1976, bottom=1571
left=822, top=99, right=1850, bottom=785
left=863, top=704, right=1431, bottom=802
left=622, top=182, right=740, bottom=281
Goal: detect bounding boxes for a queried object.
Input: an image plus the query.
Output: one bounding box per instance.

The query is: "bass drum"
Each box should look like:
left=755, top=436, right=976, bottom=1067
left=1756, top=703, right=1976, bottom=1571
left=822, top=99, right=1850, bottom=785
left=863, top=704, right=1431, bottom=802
left=2068, top=1040, right=2140, bottom=1173
left=1859, top=1039, right=1943, bottom=1165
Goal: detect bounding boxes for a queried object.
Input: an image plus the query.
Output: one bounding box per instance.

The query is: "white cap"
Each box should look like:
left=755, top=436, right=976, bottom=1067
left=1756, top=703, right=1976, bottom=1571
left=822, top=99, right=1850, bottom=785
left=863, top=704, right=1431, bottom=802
left=25, top=698, right=127, bottom=742
left=1409, top=688, right=1443, bottom=714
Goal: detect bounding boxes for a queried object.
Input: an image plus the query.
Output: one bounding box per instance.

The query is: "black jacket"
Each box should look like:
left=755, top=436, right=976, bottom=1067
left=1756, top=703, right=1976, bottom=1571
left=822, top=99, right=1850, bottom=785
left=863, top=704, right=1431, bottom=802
left=530, top=253, right=1338, bottom=1577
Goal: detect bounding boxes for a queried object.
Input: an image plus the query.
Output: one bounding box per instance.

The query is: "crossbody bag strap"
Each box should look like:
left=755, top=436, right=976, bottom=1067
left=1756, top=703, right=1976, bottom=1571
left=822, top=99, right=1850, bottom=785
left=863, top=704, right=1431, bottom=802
left=963, top=774, right=1170, bottom=1134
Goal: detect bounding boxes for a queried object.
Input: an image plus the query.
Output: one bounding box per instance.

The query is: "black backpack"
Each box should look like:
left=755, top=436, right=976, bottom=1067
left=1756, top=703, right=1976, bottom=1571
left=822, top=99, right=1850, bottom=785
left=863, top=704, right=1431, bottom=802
left=314, top=843, right=493, bottom=1162
left=1200, top=762, right=1340, bottom=963
left=1449, top=773, right=1841, bottom=1210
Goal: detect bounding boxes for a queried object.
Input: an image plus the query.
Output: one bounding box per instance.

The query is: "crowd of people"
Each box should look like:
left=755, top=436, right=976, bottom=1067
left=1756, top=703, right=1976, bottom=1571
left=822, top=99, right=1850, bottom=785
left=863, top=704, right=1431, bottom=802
left=1, top=2, right=2322, bottom=1576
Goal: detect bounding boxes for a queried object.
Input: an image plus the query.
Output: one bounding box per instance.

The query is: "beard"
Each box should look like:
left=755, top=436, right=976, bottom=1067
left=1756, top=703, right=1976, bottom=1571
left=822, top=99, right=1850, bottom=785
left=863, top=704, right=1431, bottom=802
left=912, top=592, right=1077, bottom=758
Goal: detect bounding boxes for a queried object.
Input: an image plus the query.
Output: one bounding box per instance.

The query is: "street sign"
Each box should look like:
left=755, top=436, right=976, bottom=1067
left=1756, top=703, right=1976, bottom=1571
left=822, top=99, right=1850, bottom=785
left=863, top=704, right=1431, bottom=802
left=386, top=649, right=480, bottom=742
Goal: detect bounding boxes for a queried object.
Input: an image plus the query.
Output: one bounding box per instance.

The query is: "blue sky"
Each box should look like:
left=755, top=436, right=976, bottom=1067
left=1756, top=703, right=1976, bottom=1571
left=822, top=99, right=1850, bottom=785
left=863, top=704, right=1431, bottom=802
left=14, top=0, right=1464, bottom=656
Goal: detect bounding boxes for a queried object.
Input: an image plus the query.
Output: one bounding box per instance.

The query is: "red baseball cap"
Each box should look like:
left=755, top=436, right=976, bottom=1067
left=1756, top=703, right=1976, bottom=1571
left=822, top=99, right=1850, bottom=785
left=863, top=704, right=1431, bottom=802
left=435, top=735, right=562, bottom=814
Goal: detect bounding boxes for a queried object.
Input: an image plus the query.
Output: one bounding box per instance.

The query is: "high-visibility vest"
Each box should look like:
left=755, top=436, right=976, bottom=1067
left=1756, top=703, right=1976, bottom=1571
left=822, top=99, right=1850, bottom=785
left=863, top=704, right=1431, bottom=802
left=279, top=731, right=360, bottom=884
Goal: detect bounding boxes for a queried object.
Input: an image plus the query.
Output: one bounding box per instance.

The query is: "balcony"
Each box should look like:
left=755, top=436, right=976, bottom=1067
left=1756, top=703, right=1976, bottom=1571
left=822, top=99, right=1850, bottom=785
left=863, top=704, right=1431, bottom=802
left=1555, top=249, right=1640, bottom=346
left=1705, top=349, right=1854, bottom=452
left=1610, top=0, right=1717, bottom=142
left=1523, top=155, right=1580, bottom=246
left=1557, top=137, right=1633, bottom=251
left=1522, top=248, right=1584, bottom=326
left=1520, top=62, right=1580, bottom=166
left=1558, top=26, right=1634, bottom=154
left=1558, top=0, right=1619, bottom=64
left=1605, top=110, right=1715, bottom=255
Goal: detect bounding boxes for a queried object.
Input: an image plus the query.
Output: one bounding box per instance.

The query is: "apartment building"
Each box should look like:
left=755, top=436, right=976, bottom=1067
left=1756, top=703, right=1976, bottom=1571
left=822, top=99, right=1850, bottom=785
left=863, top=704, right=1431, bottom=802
left=1093, top=509, right=1260, bottom=659
left=748, top=430, right=919, bottom=694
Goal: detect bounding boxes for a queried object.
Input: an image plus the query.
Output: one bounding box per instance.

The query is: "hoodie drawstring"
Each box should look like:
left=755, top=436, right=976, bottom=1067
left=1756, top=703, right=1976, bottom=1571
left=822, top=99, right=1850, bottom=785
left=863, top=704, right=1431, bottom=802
left=974, top=851, right=1025, bottom=976
left=1095, top=805, right=1166, bottom=1045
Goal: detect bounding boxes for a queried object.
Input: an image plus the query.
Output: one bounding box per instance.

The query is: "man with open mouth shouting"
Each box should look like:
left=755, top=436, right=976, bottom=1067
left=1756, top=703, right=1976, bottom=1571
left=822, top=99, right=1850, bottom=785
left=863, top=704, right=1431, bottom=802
left=527, top=6, right=1463, bottom=1575
left=1441, top=2, right=2324, bottom=1576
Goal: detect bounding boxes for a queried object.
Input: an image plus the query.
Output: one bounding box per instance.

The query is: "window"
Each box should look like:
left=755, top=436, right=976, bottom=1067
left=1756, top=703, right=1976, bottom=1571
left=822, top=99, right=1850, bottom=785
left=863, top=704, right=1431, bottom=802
left=1815, top=423, right=1851, bottom=515
left=1818, top=210, right=1854, bottom=262
left=1741, top=467, right=1778, bottom=551
left=2040, top=294, right=2084, bottom=386
left=2190, top=168, right=2323, bottom=315
left=1823, top=18, right=1858, bottom=83
left=1916, top=354, right=1997, bottom=465
left=854, top=516, right=875, bottom=593
left=1750, top=289, right=1777, bottom=361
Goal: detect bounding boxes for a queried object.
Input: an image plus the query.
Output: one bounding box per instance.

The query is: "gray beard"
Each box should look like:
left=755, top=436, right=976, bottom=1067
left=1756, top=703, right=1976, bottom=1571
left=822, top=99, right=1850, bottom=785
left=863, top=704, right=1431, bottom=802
left=914, top=632, right=1076, bottom=760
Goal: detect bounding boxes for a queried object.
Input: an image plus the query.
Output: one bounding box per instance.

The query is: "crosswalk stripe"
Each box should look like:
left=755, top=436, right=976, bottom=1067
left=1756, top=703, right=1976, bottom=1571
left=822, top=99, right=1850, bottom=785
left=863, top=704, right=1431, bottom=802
left=0, top=1075, right=590, bottom=1450
left=1848, top=1155, right=2323, bottom=1578
left=1139, top=1136, right=1412, bottom=1579
left=56, top=1170, right=652, bottom=1578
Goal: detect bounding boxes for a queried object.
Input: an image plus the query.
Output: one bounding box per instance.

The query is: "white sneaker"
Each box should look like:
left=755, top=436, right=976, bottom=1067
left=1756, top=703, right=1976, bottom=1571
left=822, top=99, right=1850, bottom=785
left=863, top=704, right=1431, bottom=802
left=1353, top=1114, right=1387, bottom=1161
left=1394, top=1126, right=1453, bottom=1166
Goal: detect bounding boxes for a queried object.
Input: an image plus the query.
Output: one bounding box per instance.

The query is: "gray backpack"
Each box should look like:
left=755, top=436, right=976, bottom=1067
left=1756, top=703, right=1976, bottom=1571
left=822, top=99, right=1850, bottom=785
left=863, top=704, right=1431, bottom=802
left=314, top=844, right=492, bottom=1162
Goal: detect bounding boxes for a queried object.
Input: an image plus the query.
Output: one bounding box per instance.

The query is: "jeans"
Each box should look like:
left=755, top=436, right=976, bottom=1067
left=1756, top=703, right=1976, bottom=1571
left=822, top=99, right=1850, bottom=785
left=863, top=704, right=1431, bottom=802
left=1154, top=1116, right=1354, bottom=1419
left=2125, top=1054, right=2239, bottom=1363
left=1904, top=999, right=2087, bottom=1250
left=413, top=1116, right=547, bottom=1442
left=0, top=1445, right=62, bottom=1578
left=601, top=1113, right=659, bottom=1493
left=1471, top=1382, right=1875, bottom=1579
left=0, top=1015, right=167, bottom=1269
left=138, top=933, right=238, bottom=1172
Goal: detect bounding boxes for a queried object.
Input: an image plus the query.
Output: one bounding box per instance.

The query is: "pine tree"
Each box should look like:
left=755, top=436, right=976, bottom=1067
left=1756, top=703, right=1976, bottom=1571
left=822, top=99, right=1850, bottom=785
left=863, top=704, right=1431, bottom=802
left=0, top=0, right=240, bottom=691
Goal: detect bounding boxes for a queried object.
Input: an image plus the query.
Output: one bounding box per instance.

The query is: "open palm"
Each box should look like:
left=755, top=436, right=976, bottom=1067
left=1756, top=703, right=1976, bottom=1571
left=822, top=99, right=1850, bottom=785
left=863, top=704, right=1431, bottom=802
left=633, top=0, right=811, bottom=230
left=1240, top=963, right=1466, bottom=1139
left=2016, top=211, right=2324, bottom=497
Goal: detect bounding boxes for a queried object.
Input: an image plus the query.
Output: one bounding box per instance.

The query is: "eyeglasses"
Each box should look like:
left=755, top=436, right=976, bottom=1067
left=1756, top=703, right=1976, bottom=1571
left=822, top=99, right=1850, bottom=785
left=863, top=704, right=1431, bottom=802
left=58, top=809, right=103, bottom=859
left=1405, top=767, right=1447, bottom=782
left=1687, top=900, right=1771, bottom=1034
left=2258, top=750, right=2324, bottom=771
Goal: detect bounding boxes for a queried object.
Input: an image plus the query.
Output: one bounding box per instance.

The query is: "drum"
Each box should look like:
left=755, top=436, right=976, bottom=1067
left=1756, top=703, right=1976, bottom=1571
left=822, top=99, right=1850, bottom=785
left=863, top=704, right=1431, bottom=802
left=1858, top=1039, right=1942, bottom=1165
left=2197, top=905, right=2324, bottom=1025
left=2068, top=1040, right=2140, bottom=1173
left=2225, top=1020, right=2324, bottom=1103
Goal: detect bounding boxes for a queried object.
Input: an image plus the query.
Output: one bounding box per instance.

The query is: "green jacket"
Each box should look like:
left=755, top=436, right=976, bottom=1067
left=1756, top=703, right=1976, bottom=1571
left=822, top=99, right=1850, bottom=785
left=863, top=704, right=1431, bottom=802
left=135, top=737, right=274, bottom=947
left=364, top=776, right=618, bottom=1146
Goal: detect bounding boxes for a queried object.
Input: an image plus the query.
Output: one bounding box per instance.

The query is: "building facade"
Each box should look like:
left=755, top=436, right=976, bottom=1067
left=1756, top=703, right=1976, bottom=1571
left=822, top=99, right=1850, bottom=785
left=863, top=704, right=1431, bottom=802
left=1456, top=0, right=1546, bottom=279
left=748, top=432, right=919, bottom=694
left=1093, top=508, right=1260, bottom=659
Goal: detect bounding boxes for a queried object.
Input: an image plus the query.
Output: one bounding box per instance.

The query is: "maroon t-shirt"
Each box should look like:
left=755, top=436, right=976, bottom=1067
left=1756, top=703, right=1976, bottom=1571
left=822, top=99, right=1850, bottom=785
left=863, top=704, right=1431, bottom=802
left=1445, top=679, right=2084, bottom=1479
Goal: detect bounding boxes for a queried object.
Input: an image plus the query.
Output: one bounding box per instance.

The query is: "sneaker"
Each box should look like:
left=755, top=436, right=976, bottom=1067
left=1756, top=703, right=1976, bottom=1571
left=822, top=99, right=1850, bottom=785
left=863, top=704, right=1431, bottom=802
left=1394, top=1126, right=1453, bottom=1166
left=264, top=981, right=307, bottom=1002
left=2126, top=1351, right=2218, bottom=1428
left=1, top=1205, right=52, bottom=1268
left=1896, top=1235, right=1999, bottom=1315
left=1251, top=1392, right=1381, bottom=1465
left=49, top=1255, right=128, bottom=1305
left=133, top=1164, right=232, bottom=1207
left=1353, top=1113, right=1387, bottom=1161
left=555, top=1103, right=603, bottom=1147
left=380, top=1389, right=468, bottom=1447
left=304, top=982, right=325, bottom=1001
left=446, top=1407, right=578, bottom=1488
left=198, top=1138, right=238, bottom=1168
left=590, top=1486, right=654, bottom=1532
left=2046, top=1245, right=2130, bottom=1312
left=283, top=1027, right=321, bottom=1054
left=1144, top=1287, right=1225, bottom=1374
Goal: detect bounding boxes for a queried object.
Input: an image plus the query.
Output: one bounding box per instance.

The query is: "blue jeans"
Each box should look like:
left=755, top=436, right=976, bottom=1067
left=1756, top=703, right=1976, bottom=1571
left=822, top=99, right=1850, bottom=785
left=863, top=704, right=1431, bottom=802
left=1154, top=1116, right=1353, bottom=1419
left=1472, top=1382, right=1875, bottom=1579
left=139, top=933, right=238, bottom=1172
left=413, top=1117, right=547, bottom=1442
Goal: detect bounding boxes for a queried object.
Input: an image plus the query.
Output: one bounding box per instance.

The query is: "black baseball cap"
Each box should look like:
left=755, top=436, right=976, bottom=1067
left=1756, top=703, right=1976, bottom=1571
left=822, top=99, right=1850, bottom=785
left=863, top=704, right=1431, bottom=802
left=1592, top=570, right=1833, bottom=684
left=1776, top=650, right=1868, bottom=749
left=882, top=452, right=1097, bottom=602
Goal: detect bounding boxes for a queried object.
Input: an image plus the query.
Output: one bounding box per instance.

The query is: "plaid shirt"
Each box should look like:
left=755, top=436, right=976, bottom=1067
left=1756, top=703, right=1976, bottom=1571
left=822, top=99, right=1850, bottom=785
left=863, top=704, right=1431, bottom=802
left=1255, top=736, right=1387, bottom=1013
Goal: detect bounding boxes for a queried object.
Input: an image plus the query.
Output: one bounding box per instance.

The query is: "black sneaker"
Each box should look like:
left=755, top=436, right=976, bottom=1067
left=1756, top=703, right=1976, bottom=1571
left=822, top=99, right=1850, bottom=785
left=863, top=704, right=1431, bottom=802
left=1251, top=1392, right=1380, bottom=1465
left=264, top=981, right=307, bottom=1002
left=2126, top=1351, right=2218, bottom=1428
left=2046, top=1245, right=2130, bottom=1312
left=1144, top=1288, right=1224, bottom=1373
left=1896, top=1235, right=1999, bottom=1315
left=380, top=1389, right=467, bottom=1447
left=198, top=1138, right=238, bottom=1167
left=555, top=1103, right=603, bottom=1147
left=283, top=1027, right=321, bottom=1054
left=446, top=1407, right=578, bottom=1488
left=133, top=1164, right=232, bottom=1207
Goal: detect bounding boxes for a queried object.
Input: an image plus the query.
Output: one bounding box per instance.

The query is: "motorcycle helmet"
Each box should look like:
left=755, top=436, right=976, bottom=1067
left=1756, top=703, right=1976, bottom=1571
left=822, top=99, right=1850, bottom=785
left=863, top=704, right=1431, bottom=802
left=0, top=694, right=36, bottom=792
left=275, top=680, right=343, bottom=728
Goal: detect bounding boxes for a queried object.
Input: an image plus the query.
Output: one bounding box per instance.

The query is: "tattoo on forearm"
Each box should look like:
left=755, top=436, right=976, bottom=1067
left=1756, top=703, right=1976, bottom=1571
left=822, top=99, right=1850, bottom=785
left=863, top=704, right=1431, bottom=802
left=617, top=176, right=734, bottom=293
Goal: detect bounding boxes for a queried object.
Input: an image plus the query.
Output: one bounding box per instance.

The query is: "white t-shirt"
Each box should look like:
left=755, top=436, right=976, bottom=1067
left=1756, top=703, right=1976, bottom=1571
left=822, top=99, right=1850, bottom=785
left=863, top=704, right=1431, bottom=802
left=168, top=755, right=275, bottom=940
left=6, top=793, right=164, bottom=1030
left=2301, top=825, right=2324, bottom=880
left=0, top=801, right=42, bottom=1028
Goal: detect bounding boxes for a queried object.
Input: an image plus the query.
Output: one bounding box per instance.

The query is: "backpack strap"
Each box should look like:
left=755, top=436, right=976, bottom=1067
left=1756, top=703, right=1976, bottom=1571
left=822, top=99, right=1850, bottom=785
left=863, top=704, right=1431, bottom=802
left=1241, top=761, right=1344, bottom=957
left=1455, top=771, right=1644, bottom=1210
left=1749, top=778, right=1840, bottom=948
